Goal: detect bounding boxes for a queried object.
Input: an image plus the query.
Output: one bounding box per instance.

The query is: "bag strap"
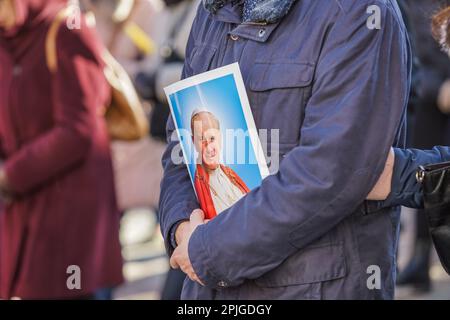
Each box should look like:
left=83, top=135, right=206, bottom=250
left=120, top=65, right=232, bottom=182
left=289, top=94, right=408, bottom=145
left=45, top=8, right=70, bottom=74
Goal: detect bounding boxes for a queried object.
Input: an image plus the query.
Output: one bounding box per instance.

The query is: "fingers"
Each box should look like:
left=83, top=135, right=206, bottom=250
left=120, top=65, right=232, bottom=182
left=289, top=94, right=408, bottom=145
left=182, top=263, right=205, bottom=286
left=169, top=252, right=180, bottom=269
left=190, top=209, right=205, bottom=226
left=170, top=209, right=207, bottom=286
left=170, top=247, right=205, bottom=286
left=189, top=273, right=204, bottom=286
left=193, top=275, right=205, bottom=286
left=174, top=221, right=190, bottom=247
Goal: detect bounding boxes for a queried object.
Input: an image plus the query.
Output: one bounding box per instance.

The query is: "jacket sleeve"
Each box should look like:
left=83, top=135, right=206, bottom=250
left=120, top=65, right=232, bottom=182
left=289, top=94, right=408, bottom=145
left=4, top=25, right=107, bottom=195
left=382, top=146, right=450, bottom=209
left=188, top=3, right=411, bottom=288
left=158, top=4, right=203, bottom=257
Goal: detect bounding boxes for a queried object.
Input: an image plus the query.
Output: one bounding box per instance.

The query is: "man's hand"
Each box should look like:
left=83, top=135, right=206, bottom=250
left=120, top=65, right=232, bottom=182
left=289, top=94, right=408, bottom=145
left=175, top=220, right=190, bottom=247
left=170, top=209, right=206, bottom=285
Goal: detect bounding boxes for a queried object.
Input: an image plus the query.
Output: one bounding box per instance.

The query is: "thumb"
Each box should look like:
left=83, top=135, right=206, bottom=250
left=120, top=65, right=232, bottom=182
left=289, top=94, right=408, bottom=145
left=190, top=209, right=205, bottom=226
left=169, top=252, right=180, bottom=269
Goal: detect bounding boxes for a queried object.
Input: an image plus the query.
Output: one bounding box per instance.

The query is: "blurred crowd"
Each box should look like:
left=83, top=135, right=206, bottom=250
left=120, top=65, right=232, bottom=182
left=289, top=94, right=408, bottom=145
left=0, top=0, right=449, bottom=300
left=0, top=0, right=199, bottom=300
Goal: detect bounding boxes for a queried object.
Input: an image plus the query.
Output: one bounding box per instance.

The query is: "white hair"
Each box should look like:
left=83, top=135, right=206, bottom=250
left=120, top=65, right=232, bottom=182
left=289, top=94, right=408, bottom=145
left=190, top=108, right=221, bottom=132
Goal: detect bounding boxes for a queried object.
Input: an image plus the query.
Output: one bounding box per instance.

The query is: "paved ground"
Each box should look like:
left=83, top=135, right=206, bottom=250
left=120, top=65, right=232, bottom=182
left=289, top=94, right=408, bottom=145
left=113, top=208, right=167, bottom=300
left=113, top=208, right=450, bottom=300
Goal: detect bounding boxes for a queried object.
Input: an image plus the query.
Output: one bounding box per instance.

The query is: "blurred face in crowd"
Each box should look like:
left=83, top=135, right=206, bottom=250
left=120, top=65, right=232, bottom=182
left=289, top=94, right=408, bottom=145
left=192, top=112, right=222, bottom=171
left=0, top=0, right=16, bottom=30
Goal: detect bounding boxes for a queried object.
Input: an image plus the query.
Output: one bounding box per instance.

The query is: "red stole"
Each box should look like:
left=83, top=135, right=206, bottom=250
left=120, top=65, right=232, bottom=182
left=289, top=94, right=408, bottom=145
left=194, top=164, right=250, bottom=220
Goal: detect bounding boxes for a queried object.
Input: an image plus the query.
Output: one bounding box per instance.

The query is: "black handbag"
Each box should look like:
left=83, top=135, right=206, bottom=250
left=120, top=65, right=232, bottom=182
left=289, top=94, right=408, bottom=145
left=416, top=162, right=450, bottom=275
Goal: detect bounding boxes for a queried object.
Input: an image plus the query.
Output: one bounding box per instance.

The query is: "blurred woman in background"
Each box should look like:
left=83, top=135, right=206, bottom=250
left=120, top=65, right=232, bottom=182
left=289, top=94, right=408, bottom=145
left=0, top=0, right=123, bottom=299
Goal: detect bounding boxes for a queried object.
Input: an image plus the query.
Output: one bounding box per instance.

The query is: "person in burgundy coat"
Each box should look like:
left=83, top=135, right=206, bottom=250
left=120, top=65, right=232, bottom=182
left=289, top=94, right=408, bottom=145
left=0, top=0, right=123, bottom=299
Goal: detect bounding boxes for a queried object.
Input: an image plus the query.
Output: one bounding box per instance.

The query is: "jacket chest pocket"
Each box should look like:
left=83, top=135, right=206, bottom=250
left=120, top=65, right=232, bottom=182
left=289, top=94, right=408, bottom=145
left=186, top=45, right=217, bottom=76
left=248, top=61, right=315, bottom=145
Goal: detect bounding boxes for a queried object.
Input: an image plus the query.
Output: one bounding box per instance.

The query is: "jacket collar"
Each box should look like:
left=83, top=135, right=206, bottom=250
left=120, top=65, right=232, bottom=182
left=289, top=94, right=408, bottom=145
left=204, top=0, right=296, bottom=24
left=207, top=1, right=289, bottom=43
left=209, top=1, right=243, bottom=25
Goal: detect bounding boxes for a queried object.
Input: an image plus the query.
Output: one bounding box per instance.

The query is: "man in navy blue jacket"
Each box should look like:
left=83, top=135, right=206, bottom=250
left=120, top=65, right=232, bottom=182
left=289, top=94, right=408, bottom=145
left=160, top=0, right=412, bottom=299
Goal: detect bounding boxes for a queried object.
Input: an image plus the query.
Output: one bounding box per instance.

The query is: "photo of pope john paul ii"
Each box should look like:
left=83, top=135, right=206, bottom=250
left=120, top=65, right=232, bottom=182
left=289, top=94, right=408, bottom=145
left=164, top=64, right=269, bottom=221
left=191, top=109, right=250, bottom=219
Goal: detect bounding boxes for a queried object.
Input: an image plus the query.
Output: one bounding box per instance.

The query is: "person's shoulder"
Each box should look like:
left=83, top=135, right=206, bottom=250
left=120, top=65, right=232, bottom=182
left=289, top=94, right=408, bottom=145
left=193, top=0, right=208, bottom=23
left=57, top=15, right=97, bottom=45
left=320, top=0, right=404, bottom=28
left=55, top=15, right=103, bottom=61
left=310, top=0, right=400, bottom=24
left=333, top=0, right=394, bottom=13
left=297, top=0, right=397, bottom=26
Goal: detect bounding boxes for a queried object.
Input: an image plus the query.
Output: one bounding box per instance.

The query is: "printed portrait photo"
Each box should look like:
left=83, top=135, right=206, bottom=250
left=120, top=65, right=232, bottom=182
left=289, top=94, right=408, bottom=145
left=165, top=63, right=269, bottom=219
